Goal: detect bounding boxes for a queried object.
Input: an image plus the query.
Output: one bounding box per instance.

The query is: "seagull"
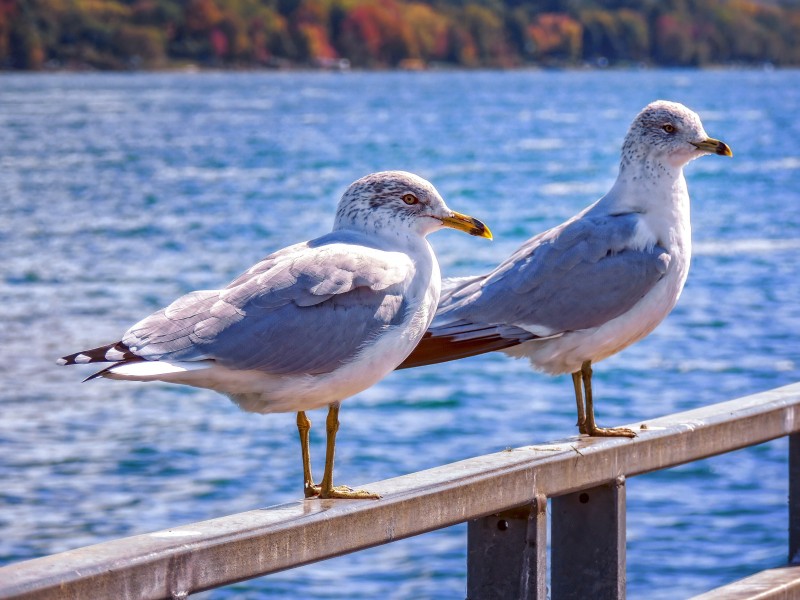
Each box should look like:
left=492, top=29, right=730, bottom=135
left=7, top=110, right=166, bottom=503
left=58, top=171, right=492, bottom=499
left=399, top=101, right=732, bottom=437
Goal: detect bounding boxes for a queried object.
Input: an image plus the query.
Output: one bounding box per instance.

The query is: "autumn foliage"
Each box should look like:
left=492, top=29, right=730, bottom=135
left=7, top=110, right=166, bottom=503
left=3, top=0, right=799, bottom=70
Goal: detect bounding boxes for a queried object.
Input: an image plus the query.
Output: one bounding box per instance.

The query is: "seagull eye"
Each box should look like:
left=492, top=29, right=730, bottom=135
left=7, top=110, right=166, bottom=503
left=662, top=123, right=676, bottom=133
left=402, top=194, right=419, bottom=205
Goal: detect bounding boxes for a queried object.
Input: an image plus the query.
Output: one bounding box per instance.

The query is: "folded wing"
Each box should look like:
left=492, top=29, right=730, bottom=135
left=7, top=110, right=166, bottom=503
left=399, top=213, right=670, bottom=369
left=64, top=233, right=415, bottom=377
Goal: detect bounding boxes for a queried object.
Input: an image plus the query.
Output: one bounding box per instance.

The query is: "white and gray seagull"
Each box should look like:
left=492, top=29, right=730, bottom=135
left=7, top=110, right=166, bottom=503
left=58, top=171, right=492, bottom=499
left=399, top=101, right=732, bottom=437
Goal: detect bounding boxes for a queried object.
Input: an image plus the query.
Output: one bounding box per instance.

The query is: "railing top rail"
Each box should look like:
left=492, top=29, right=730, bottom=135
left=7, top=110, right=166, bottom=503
left=2, top=382, right=800, bottom=600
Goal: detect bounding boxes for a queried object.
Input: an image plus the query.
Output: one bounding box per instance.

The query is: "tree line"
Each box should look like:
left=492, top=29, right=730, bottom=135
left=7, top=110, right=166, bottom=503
left=2, top=0, right=799, bottom=70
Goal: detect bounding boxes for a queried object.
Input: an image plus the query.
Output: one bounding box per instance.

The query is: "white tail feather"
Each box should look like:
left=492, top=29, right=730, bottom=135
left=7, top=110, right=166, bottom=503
left=104, top=360, right=213, bottom=380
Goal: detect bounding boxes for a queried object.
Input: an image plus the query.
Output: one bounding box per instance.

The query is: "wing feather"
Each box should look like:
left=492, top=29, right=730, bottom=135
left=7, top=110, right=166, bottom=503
left=442, top=213, right=669, bottom=333
left=122, top=235, right=415, bottom=375
left=400, top=212, right=670, bottom=369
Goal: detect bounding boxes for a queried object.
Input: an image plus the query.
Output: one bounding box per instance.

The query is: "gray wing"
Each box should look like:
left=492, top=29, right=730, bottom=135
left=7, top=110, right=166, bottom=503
left=122, top=236, right=414, bottom=375
left=442, top=213, right=670, bottom=333
left=399, top=213, right=669, bottom=369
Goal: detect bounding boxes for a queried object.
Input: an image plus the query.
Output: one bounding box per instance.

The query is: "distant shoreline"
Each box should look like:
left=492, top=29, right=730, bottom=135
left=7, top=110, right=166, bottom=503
left=6, top=2, right=798, bottom=72
left=0, top=62, right=787, bottom=76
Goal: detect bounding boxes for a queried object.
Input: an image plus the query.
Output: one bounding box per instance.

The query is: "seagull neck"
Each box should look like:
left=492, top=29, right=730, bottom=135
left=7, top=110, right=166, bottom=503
left=600, top=157, right=692, bottom=255
left=605, top=156, right=688, bottom=214
left=333, top=222, right=428, bottom=252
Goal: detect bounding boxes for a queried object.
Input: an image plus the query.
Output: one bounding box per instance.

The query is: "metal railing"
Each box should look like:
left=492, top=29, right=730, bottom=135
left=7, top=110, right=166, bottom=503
left=2, top=383, right=800, bottom=599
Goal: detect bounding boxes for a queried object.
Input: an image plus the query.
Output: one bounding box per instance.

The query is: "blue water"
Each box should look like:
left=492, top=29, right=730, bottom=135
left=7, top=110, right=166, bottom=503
left=1, top=69, right=799, bottom=598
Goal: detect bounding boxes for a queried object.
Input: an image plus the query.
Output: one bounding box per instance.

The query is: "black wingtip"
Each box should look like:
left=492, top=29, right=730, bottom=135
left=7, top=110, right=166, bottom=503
left=58, top=342, right=136, bottom=366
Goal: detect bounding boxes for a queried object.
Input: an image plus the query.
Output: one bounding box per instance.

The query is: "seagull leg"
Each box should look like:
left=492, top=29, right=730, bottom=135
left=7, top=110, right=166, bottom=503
left=572, top=371, right=588, bottom=434
left=296, top=411, right=320, bottom=498
left=318, top=402, right=380, bottom=500
left=579, top=361, right=636, bottom=438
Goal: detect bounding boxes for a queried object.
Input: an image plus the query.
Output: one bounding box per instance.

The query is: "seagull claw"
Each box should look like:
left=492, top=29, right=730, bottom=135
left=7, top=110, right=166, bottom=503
left=583, top=425, right=637, bottom=438
left=318, top=485, right=381, bottom=500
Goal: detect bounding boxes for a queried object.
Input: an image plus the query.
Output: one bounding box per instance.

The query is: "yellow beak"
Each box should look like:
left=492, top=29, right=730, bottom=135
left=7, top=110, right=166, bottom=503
left=439, top=211, right=493, bottom=239
left=691, top=137, right=733, bottom=157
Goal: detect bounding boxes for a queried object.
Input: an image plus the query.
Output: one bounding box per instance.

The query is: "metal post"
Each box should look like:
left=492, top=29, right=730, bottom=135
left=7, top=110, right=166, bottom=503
left=790, top=433, right=800, bottom=564
left=467, top=494, right=547, bottom=600
left=551, top=476, right=626, bottom=600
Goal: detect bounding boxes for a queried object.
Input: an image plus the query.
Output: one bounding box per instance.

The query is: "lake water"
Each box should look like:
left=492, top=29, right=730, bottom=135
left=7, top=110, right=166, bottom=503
left=1, top=68, right=799, bottom=598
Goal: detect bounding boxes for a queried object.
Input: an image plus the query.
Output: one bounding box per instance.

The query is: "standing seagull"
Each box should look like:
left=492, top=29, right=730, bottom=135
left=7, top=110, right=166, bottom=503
left=399, top=101, right=732, bottom=437
left=58, top=171, right=492, bottom=499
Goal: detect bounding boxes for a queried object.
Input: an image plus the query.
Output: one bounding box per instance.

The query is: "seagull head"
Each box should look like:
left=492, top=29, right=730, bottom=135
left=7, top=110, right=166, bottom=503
left=334, top=171, right=492, bottom=241
left=624, top=100, right=733, bottom=170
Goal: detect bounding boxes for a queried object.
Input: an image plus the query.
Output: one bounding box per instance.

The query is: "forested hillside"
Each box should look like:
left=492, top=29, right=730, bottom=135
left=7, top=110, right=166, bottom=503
left=3, top=0, right=799, bottom=70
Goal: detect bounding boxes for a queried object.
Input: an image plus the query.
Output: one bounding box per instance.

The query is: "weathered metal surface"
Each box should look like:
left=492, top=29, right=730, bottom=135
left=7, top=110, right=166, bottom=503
left=1, top=383, right=799, bottom=599
left=466, top=494, right=547, bottom=600
left=689, top=564, right=800, bottom=599
left=551, top=478, right=626, bottom=600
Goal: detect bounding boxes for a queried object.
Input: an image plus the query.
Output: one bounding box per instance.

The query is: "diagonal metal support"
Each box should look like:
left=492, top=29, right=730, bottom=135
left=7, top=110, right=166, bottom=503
left=790, top=433, right=800, bottom=564
left=551, top=476, right=626, bottom=600
left=467, top=493, right=547, bottom=600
